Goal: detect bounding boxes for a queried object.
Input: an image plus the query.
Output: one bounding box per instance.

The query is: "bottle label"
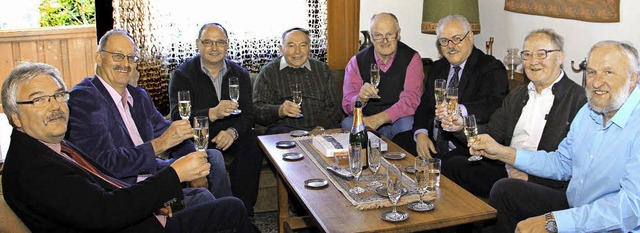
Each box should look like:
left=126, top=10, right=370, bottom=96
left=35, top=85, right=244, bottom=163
left=351, top=124, right=365, bottom=134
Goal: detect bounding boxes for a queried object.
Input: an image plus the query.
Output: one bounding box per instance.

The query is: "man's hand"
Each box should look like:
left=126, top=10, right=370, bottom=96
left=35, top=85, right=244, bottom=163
left=152, top=120, right=193, bottom=155
left=470, top=134, right=517, bottom=164
left=211, top=129, right=235, bottom=151
left=209, top=100, right=239, bottom=121
left=363, top=113, right=389, bottom=131
left=441, top=113, right=463, bottom=132
left=435, top=102, right=448, bottom=121
left=171, top=151, right=210, bottom=182
left=186, top=176, right=209, bottom=189
left=357, top=83, right=378, bottom=103
left=416, top=133, right=437, bottom=158
left=515, top=215, right=546, bottom=233
left=278, top=100, right=302, bottom=118
left=507, top=167, right=529, bottom=181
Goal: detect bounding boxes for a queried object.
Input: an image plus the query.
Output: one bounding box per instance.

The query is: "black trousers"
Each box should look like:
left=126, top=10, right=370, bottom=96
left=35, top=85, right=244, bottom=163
left=486, top=178, right=569, bottom=233
left=223, top=129, right=264, bottom=216
left=167, top=196, right=257, bottom=233
left=443, top=155, right=507, bottom=198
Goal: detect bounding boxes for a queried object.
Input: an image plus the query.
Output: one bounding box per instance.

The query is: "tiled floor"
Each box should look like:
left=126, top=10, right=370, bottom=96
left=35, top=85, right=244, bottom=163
left=253, top=211, right=277, bottom=233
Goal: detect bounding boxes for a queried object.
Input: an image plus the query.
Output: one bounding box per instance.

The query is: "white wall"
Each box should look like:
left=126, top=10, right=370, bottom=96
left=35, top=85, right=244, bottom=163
left=361, top=0, right=640, bottom=84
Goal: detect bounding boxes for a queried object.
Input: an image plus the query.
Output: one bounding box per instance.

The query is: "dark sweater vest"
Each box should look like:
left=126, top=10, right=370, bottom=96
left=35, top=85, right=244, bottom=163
left=356, top=41, right=416, bottom=116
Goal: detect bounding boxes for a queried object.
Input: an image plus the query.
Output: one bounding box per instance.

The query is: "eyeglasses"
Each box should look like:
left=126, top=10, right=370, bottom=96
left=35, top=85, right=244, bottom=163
left=16, top=91, right=70, bottom=108
left=371, top=31, right=399, bottom=42
left=438, top=31, right=470, bottom=47
left=101, top=50, right=140, bottom=64
left=198, top=39, right=228, bottom=48
left=520, top=49, right=561, bottom=60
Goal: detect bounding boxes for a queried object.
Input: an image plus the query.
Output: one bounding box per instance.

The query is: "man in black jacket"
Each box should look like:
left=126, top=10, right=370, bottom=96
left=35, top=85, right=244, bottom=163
left=169, top=23, right=263, bottom=216
left=393, top=14, right=508, bottom=162
left=441, top=29, right=587, bottom=197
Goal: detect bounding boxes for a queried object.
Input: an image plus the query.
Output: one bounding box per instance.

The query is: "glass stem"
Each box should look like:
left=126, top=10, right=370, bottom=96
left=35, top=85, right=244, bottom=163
left=419, top=193, right=424, bottom=204
left=392, top=201, right=397, bottom=213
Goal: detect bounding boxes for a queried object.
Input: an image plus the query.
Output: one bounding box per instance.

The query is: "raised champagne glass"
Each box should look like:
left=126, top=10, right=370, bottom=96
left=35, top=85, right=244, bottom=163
left=444, top=87, right=458, bottom=131
left=370, top=63, right=381, bottom=99
left=434, top=79, right=447, bottom=121
left=464, top=114, right=482, bottom=161
left=177, top=90, right=191, bottom=120
left=229, top=76, right=241, bottom=115
left=193, top=116, right=209, bottom=152
left=292, top=83, right=303, bottom=118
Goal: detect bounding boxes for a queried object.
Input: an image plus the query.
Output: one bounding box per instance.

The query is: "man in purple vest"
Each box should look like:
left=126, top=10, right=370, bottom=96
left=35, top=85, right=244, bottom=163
left=342, top=12, right=425, bottom=139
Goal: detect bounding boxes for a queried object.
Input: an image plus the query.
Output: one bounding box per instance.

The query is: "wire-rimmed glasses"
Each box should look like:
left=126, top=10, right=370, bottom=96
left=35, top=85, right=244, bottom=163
left=519, top=49, right=561, bottom=60
left=438, top=31, right=470, bottom=47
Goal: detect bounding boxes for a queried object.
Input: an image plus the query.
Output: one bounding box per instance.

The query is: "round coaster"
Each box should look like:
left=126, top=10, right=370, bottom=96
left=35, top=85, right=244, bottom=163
left=289, top=130, right=310, bottom=137
left=282, top=152, right=304, bottom=161
left=275, top=140, right=296, bottom=149
left=381, top=210, right=409, bottom=222
left=383, top=152, right=406, bottom=160
left=304, top=178, right=328, bottom=188
left=407, top=201, right=435, bottom=212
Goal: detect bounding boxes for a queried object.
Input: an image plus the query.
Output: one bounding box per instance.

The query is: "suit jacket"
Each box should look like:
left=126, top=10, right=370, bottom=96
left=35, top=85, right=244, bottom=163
left=66, top=76, right=194, bottom=184
left=413, top=46, right=508, bottom=146
left=2, top=129, right=182, bottom=233
left=169, top=57, right=255, bottom=146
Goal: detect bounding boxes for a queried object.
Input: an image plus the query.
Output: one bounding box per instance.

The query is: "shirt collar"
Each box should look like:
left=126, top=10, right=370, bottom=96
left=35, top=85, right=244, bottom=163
left=97, top=75, right=133, bottom=107
left=279, top=56, right=311, bottom=71
left=374, top=50, right=397, bottom=70
left=449, top=60, right=468, bottom=75
left=589, top=85, right=640, bottom=128
left=200, top=58, right=228, bottom=79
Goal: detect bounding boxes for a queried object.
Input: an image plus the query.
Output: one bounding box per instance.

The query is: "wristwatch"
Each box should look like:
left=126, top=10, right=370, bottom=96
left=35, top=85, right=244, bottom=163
left=545, top=212, right=558, bottom=233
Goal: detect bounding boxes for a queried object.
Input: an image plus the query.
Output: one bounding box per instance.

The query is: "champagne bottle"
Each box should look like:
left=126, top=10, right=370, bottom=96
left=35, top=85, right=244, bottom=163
left=350, top=101, right=368, bottom=169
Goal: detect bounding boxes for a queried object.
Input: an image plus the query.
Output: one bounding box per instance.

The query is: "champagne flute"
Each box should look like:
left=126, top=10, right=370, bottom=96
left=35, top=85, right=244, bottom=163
left=464, top=115, right=482, bottom=161
left=193, top=116, right=209, bottom=152
left=434, top=79, right=447, bottom=121
left=292, top=83, right=304, bottom=118
left=228, top=76, right=241, bottom=115
left=444, top=87, right=458, bottom=131
left=407, top=156, right=435, bottom=211
left=381, top=164, right=408, bottom=222
left=177, top=90, right=191, bottom=120
left=369, top=64, right=381, bottom=99
left=348, top=143, right=365, bottom=194
left=368, top=138, right=382, bottom=187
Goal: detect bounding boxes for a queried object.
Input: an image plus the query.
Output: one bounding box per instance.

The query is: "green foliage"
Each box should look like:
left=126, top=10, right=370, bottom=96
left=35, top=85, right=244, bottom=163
left=39, top=0, right=95, bottom=27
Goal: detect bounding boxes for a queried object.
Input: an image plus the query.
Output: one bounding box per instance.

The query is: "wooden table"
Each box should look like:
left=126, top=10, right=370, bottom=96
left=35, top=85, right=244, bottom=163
left=258, top=131, right=496, bottom=233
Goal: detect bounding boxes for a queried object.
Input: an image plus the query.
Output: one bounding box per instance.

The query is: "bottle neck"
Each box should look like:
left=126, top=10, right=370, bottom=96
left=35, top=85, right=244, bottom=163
left=351, top=107, right=365, bottom=133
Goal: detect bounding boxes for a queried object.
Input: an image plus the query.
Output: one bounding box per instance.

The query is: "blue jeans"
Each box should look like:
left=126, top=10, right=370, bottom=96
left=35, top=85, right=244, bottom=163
left=341, top=115, right=414, bottom=139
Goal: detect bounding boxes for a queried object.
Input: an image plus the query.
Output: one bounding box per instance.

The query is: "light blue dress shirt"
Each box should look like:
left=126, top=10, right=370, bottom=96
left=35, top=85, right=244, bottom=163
left=514, top=86, right=640, bottom=232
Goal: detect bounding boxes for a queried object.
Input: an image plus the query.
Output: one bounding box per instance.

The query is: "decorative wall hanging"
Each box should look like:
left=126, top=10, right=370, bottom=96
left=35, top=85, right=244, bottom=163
left=504, top=0, right=620, bottom=23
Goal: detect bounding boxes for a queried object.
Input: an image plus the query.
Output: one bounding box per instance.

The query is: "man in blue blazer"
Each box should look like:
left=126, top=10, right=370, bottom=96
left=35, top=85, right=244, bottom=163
left=66, top=29, right=232, bottom=205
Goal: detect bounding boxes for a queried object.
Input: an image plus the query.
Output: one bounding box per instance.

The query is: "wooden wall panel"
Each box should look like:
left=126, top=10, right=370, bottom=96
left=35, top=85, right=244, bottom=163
left=327, top=0, right=360, bottom=71
left=0, top=25, right=97, bottom=112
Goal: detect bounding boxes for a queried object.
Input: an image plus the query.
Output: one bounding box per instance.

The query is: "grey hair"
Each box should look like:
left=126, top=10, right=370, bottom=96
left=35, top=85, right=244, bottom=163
left=436, top=15, right=471, bottom=38
left=587, top=40, right=640, bottom=83
left=281, top=27, right=310, bottom=44
left=524, top=28, right=564, bottom=51
left=1, top=62, right=67, bottom=127
left=97, top=28, right=136, bottom=51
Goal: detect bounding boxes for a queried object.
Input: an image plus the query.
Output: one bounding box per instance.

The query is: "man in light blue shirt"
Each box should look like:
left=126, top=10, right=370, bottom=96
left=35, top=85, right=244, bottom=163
left=471, top=40, right=640, bottom=232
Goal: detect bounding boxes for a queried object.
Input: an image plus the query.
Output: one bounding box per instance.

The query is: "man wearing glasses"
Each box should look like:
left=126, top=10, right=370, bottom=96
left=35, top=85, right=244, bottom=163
left=342, top=12, right=425, bottom=140
left=168, top=23, right=263, bottom=216
left=441, top=29, right=586, bottom=199
left=394, top=14, right=508, bottom=163
left=66, top=29, right=233, bottom=208
left=2, top=62, right=256, bottom=232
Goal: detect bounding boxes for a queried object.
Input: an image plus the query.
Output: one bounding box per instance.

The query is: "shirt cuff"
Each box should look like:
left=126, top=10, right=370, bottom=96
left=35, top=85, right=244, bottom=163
left=552, top=210, right=573, bottom=232
left=414, top=129, right=429, bottom=141
left=459, top=104, right=468, bottom=117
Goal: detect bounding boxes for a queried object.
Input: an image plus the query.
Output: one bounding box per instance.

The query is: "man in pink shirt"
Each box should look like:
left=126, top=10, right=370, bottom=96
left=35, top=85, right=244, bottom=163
left=342, top=12, right=424, bottom=139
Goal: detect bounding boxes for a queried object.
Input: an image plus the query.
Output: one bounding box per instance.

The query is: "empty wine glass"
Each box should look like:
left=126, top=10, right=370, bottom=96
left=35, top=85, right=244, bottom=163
left=228, top=76, right=241, bottom=115
left=369, top=64, right=381, bottom=99
left=368, top=138, right=382, bottom=187
left=381, top=164, right=408, bottom=222
left=292, top=83, right=303, bottom=118
left=434, top=79, right=447, bottom=121
left=177, top=90, right=191, bottom=120
left=444, top=87, right=458, bottom=131
left=193, top=116, right=209, bottom=152
left=464, top=115, right=482, bottom=161
left=407, top=156, right=435, bottom=212
left=348, top=143, right=365, bottom=194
